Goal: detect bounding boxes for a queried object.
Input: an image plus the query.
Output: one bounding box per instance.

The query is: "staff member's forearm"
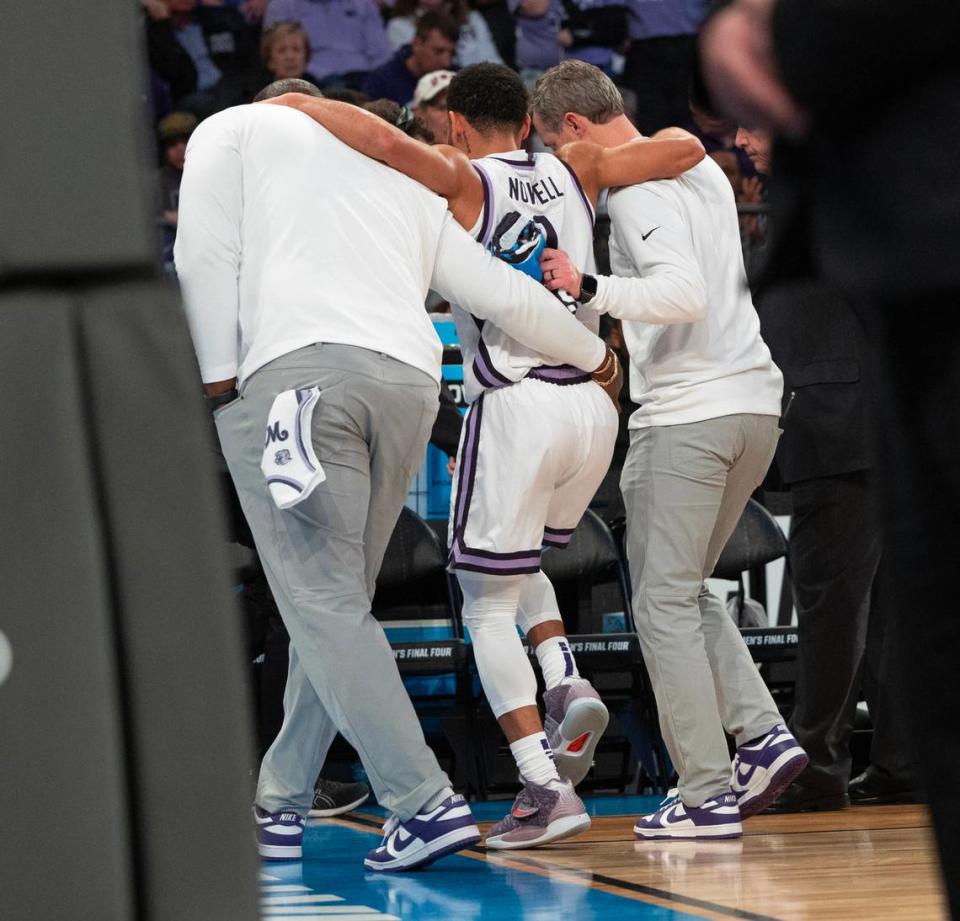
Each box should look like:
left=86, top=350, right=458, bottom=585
left=430, top=216, right=607, bottom=372
left=593, top=271, right=707, bottom=324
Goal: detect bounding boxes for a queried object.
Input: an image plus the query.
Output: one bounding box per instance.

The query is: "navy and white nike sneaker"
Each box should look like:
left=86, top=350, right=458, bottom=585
left=364, top=794, right=480, bottom=872
left=634, top=791, right=742, bottom=840
left=254, top=805, right=305, bottom=860
left=731, top=725, right=809, bottom=819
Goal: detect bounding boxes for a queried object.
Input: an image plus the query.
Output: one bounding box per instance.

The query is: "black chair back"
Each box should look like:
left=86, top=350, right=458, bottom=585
left=713, top=498, right=788, bottom=580
left=374, top=507, right=450, bottom=612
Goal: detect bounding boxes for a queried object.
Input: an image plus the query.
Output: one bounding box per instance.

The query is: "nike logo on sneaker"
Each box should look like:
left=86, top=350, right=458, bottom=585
left=512, top=803, right=539, bottom=819
left=385, top=827, right=419, bottom=857
left=641, top=227, right=660, bottom=241
left=660, top=803, right=688, bottom=826
left=735, top=761, right=759, bottom=787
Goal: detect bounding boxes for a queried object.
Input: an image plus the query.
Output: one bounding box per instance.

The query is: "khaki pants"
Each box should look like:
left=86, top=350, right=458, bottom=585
left=621, top=413, right=783, bottom=806
left=216, top=344, right=448, bottom=820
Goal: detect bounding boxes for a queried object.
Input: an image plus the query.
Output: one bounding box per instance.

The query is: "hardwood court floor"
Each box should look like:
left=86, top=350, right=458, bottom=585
left=474, top=805, right=946, bottom=921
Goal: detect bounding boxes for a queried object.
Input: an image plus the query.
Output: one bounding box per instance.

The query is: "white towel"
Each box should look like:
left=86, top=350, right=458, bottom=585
left=260, top=387, right=326, bottom=509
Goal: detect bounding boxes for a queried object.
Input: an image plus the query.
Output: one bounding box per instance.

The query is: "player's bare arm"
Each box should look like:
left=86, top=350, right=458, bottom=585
left=559, top=130, right=705, bottom=206
left=264, top=93, right=484, bottom=229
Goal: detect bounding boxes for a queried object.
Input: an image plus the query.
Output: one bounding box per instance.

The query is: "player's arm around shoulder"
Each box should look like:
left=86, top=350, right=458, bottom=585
left=262, top=93, right=456, bottom=194
left=559, top=130, right=705, bottom=200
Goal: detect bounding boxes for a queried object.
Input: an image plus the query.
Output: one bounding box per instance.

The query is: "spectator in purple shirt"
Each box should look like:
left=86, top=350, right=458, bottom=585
left=625, top=0, right=705, bottom=134
left=263, top=0, right=392, bottom=88
left=507, top=0, right=564, bottom=84
left=363, top=12, right=458, bottom=104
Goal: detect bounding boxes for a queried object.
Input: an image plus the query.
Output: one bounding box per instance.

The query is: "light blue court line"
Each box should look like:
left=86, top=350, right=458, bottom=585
left=256, top=817, right=712, bottom=921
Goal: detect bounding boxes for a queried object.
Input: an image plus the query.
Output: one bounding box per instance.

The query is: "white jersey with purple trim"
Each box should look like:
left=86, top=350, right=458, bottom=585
left=452, top=149, right=600, bottom=404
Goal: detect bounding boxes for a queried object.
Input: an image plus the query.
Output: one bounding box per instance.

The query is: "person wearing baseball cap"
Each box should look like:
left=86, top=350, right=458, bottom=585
left=412, top=69, right=454, bottom=143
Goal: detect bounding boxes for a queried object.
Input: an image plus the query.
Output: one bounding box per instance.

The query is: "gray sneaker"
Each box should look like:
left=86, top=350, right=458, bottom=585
left=485, top=780, right=591, bottom=850
left=543, top=679, right=609, bottom=786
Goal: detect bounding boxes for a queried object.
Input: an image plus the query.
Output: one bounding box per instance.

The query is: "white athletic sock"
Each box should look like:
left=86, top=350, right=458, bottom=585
left=536, top=636, right=580, bottom=690
left=510, top=732, right=561, bottom=787
left=421, top=786, right=455, bottom=812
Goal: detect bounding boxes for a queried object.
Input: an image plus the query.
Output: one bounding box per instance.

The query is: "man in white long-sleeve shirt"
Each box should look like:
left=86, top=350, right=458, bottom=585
left=174, top=79, right=615, bottom=871
left=530, top=61, right=809, bottom=840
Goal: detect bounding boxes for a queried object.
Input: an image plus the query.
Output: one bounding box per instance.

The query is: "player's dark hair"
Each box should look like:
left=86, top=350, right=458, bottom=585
left=415, top=11, right=460, bottom=43
left=253, top=78, right=323, bottom=102
left=447, top=63, right=528, bottom=134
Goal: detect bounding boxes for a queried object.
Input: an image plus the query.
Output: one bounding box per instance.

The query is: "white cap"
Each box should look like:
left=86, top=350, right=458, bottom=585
left=413, top=70, right=455, bottom=108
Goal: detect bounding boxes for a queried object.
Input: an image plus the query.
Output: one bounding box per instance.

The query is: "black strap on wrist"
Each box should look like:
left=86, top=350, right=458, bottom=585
left=578, top=273, right=598, bottom=305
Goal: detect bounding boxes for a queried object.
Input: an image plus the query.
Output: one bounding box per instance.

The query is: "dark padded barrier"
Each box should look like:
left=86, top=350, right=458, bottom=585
left=0, top=3, right=155, bottom=275
left=0, top=4, right=260, bottom=919
left=0, top=286, right=261, bottom=921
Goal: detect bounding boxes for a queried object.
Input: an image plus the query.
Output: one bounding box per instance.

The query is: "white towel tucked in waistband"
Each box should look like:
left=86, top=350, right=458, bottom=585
left=260, top=387, right=326, bottom=509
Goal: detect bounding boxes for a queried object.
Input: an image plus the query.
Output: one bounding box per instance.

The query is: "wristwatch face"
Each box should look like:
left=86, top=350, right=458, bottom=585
left=580, top=274, right=597, bottom=302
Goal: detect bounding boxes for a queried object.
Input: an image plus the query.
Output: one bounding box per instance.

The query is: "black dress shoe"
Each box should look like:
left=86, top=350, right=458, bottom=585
left=849, top=767, right=923, bottom=806
left=764, top=782, right=849, bottom=814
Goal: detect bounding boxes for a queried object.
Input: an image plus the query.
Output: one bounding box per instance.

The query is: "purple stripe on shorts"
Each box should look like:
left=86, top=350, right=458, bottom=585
left=450, top=544, right=543, bottom=575
left=454, top=542, right=543, bottom=560
left=293, top=390, right=317, bottom=473
left=474, top=337, right=513, bottom=388
left=451, top=542, right=541, bottom=569
left=559, top=159, right=595, bottom=226
left=266, top=475, right=304, bottom=493
left=452, top=395, right=484, bottom=552
left=527, top=364, right=591, bottom=385
left=473, top=163, right=494, bottom=245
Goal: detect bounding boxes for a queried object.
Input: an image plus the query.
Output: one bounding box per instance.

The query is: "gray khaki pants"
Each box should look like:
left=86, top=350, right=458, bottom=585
left=216, top=344, right=449, bottom=820
left=620, top=413, right=783, bottom=806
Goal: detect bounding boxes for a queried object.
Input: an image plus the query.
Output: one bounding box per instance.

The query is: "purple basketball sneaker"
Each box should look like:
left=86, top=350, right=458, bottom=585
left=731, top=725, right=809, bottom=818
left=254, top=805, right=305, bottom=860
left=485, top=780, right=591, bottom=850
left=634, top=791, right=742, bottom=840
left=543, top=678, right=609, bottom=786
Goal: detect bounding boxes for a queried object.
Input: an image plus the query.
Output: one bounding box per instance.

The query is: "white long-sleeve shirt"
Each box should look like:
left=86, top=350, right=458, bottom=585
left=174, top=104, right=605, bottom=386
left=591, top=156, right=783, bottom=428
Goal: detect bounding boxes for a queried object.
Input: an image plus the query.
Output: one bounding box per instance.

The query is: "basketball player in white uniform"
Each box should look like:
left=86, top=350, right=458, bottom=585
left=268, top=64, right=704, bottom=848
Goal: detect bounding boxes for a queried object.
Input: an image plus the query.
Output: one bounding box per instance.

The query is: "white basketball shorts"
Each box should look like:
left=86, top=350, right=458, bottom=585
left=448, top=375, right=618, bottom=575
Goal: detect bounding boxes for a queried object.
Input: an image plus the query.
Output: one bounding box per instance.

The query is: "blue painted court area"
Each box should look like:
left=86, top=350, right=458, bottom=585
left=258, top=796, right=708, bottom=921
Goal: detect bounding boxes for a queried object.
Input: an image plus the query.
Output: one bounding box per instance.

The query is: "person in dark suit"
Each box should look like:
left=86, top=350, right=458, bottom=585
left=700, top=1, right=960, bottom=914
left=740, top=128, right=919, bottom=812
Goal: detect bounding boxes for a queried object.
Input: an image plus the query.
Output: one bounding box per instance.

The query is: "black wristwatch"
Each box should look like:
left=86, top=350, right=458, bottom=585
left=578, top=273, right=598, bottom=305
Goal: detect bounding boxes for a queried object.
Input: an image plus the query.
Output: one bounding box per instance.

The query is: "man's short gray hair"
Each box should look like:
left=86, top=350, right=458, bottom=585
left=529, top=60, right=624, bottom=132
